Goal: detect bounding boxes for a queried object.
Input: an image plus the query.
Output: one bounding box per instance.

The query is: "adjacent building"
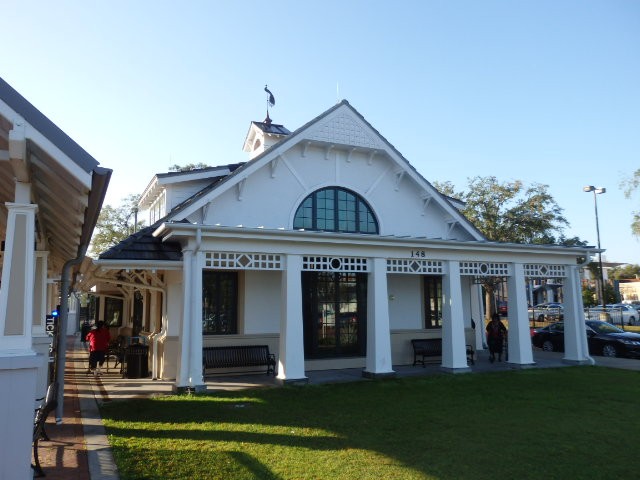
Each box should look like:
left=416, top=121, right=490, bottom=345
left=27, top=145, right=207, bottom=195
left=0, top=77, right=111, bottom=479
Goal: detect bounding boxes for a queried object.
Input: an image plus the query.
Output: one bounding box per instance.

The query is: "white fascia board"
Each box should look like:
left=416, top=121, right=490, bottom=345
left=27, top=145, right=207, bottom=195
left=1, top=99, right=90, bottom=187
left=139, top=176, right=160, bottom=208
left=140, top=167, right=234, bottom=207
left=158, top=167, right=232, bottom=185
left=155, top=223, right=596, bottom=264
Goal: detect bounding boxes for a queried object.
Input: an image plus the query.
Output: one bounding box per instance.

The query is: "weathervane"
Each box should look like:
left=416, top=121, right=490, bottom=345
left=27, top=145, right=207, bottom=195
left=264, top=85, right=275, bottom=125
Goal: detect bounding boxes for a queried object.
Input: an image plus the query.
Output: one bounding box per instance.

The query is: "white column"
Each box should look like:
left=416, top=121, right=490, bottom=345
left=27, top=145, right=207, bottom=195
left=470, top=283, right=485, bottom=350
left=175, top=248, right=205, bottom=392
left=442, top=261, right=470, bottom=371
left=32, top=252, right=48, bottom=336
left=149, top=291, right=159, bottom=379
left=506, top=263, right=535, bottom=365
left=364, top=257, right=394, bottom=377
left=32, top=252, right=51, bottom=399
left=175, top=249, right=192, bottom=390
left=0, top=203, right=38, bottom=352
left=188, top=251, right=204, bottom=389
left=0, top=201, right=42, bottom=479
left=563, top=266, right=592, bottom=364
left=277, top=254, right=307, bottom=383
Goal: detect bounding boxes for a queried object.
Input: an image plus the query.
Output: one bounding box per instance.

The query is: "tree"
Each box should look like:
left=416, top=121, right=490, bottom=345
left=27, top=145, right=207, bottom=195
left=621, top=168, right=640, bottom=237
left=582, top=285, right=596, bottom=307
left=435, top=176, right=570, bottom=320
left=90, top=194, right=143, bottom=256
left=169, top=163, right=210, bottom=172
left=608, top=264, right=640, bottom=280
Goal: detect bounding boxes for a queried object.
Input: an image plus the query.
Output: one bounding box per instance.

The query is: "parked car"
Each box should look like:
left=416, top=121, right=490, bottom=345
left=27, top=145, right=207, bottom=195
left=584, top=305, right=638, bottom=326
left=531, top=320, right=640, bottom=358
left=528, top=303, right=563, bottom=321
left=609, top=304, right=638, bottom=325
left=497, top=301, right=508, bottom=316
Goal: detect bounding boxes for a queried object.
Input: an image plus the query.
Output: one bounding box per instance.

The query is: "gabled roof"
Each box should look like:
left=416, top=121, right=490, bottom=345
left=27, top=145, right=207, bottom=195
left=99, top=222, right=182, bottom=261
left=168, top=100, right=485, bottom=241
left=250, top=121, right=291, bottom=136
left=139, top=163, right=244, bottom=210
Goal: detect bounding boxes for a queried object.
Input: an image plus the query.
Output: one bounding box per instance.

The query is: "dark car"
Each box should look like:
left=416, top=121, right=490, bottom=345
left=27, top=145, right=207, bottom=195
left=497, top=301, right=508, bottom=316
left=531, top=320, right=640, bottom=358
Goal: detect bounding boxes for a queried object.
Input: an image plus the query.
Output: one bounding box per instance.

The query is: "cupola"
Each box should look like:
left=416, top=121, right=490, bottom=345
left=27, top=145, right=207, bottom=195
left=242, top=112, right=291, bottom=160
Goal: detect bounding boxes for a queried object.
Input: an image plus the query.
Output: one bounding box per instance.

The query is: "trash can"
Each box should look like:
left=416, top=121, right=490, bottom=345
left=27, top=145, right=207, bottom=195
left=124, top=344, right=149, bottom=379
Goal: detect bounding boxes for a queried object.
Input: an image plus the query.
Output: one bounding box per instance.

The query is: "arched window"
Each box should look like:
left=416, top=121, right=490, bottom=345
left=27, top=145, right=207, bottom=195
left=293, top=187, right=378, bottom=234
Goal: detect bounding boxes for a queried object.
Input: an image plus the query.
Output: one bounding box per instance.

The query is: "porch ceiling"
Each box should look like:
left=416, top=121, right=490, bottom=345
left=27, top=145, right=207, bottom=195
left=0, top=77, right=111, bottom=273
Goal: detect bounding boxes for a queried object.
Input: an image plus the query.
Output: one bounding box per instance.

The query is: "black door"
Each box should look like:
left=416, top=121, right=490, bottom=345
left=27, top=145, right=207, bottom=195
left=302, top=271, right=367, bottom=358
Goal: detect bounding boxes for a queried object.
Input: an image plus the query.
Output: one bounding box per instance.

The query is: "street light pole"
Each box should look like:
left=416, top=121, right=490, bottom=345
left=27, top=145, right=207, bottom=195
left=583, top=186, right=606, bottom=307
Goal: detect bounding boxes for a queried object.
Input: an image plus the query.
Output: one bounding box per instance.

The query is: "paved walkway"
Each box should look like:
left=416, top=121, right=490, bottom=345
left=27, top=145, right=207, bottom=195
left=35, top=336, right=640, bottom=479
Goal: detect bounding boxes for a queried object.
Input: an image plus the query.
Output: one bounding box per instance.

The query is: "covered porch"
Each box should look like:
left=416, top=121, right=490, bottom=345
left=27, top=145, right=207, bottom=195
left=80, top=224, right=595, bottom=393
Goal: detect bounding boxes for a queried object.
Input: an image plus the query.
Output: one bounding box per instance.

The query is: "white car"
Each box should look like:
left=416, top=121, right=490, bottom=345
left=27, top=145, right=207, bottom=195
left=584, top=305, right=638, bottom=326
left=609, top=304, right=638, bottom=325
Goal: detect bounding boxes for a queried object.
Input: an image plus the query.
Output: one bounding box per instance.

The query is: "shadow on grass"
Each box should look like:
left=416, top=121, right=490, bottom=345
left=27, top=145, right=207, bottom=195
left=102, top=367, right=640, bottom=479
left=114, top=448, right=283, bottom=480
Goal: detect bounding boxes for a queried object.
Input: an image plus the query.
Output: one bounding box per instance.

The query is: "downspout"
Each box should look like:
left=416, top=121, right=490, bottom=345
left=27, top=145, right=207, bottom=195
left=54, top=249, right=86, bottom=422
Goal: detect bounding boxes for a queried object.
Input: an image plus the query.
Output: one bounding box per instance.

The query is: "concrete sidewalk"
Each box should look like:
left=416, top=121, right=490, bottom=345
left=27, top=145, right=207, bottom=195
left=35, top=336, right=640, bottom=478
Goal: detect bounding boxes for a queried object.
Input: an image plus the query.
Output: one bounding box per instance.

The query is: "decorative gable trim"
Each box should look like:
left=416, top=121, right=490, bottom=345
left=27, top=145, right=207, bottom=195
left=308, top=113, right=380, bottom=149
left=163, top=101, right=485, bottom=243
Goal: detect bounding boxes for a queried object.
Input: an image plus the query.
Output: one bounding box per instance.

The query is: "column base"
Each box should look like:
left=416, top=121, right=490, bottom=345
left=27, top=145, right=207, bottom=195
left=277, top=377, right=309, bottom=386
left=439, top=366, right=472, bottom=374
left=562, top=358, right=593, bottom=366
left=173, top=384, right=207, bottom=394
left=506, top=361, right=537, bottom=369
left=362, top=370, right=396, bottom=379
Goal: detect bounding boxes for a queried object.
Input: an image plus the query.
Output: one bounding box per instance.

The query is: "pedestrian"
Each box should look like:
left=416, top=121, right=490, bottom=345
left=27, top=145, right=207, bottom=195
left=86, top=321, right=111, bottom=375
left=486, top=313, right=507, bottom=363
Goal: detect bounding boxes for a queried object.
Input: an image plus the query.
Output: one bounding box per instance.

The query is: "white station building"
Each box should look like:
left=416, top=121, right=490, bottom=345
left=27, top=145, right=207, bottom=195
left=81, top=100, right=596, bottom=392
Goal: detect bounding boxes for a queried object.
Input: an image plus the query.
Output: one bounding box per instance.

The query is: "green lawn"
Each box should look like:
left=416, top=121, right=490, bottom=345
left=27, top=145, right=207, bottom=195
left=100, top=367, right=640, bottom=479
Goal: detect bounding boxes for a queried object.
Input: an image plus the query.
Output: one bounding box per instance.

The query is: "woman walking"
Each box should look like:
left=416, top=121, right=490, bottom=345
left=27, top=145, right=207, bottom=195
left=86, top=321, right=111, bottom=375
left=486, top=313, right=507, bottom=363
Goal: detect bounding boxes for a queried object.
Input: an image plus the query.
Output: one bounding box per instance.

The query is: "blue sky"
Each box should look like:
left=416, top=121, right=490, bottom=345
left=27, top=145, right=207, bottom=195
left=3, top=1, right=639, bottom=263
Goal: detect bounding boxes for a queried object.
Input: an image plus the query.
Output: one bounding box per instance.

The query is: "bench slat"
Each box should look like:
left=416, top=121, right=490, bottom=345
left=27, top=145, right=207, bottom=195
left=203, top=345, right=276, bottom=375
left=410, top=338, right=475, bottom=367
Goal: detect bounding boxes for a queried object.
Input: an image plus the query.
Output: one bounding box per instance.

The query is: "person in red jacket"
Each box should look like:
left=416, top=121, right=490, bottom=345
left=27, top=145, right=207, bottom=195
left=86, top=321, right=111, bottom=375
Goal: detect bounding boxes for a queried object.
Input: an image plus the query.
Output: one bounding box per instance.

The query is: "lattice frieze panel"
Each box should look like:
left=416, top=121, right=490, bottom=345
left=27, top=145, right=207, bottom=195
left=302, top=256, right=369, bottom=272
left=309, top=114, right=379, bottom=149
left=387, top=259, right=444, bottom=274
left=459, top=262, right=510, bottom=277
left=204, top=252, right=283, bottom=270
left=523, top=264, right=566, bottom=278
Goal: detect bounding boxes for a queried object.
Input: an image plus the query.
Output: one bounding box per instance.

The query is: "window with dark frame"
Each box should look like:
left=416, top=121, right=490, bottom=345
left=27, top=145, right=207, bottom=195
left=293, top=187, right=378, bottom=234
left=103, top=297, right=124, bottom=327
left=202, top=271, right=238, bottom=335
left=423, top=276, right=443, bottom=328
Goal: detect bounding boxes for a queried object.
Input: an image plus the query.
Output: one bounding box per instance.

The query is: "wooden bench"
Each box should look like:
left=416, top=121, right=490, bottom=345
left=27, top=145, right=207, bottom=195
left=32, top=382, right=58, bottom=477
left=411, top=339, right=475, bottom=367
left=203, top=345, right=276, bottom=376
